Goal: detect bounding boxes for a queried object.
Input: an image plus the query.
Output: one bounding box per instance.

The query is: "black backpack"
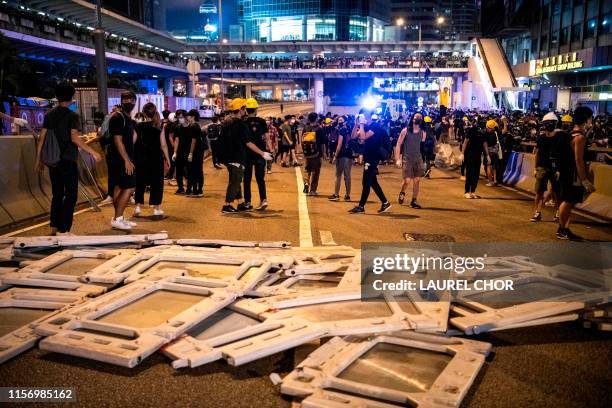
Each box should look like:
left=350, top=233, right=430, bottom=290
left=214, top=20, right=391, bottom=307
left=207, top=123, right=221, bottom=142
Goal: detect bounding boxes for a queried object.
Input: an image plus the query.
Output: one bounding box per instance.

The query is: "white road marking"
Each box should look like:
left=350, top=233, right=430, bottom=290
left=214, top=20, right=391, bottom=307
left=319, top=230, right=336, bottom=246
left=295, top=167, right=313, bottom=247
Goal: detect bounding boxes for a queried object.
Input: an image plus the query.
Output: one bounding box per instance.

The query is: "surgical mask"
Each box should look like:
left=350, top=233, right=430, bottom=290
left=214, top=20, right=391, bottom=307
left=121, top=102, right=135, bottom=113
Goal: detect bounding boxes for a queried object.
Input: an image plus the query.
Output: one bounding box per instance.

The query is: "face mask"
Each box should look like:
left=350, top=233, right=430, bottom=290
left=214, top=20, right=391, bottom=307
left=543, top=122, right=556, bottom=132
left=121, top=102, right=135, bottom=113
left=414, top=119, right=422, bottom=125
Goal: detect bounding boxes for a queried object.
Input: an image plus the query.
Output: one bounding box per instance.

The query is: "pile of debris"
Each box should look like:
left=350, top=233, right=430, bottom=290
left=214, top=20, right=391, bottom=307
left=0, top=234, right=609, bottom=407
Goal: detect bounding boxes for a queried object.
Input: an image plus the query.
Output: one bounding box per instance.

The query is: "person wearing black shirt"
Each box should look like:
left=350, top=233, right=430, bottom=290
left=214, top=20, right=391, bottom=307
left=329, top=116, right=353, bottom=201
left=243, top=99, right=270, bottom=210
left=107, top=91, right=137, bottom=230
left=462, top=123, right=489, bottom=199
left=530, top=112, right=561, bottom=222
left=172, top=110, right=190, bottom=195
left=348, top=110, right=391, bottom=214
left=35, top=83, right=101, bottom=235
left=221, top=99, right=273, bottom=214
left=161, top=110, right=176, bottom=180
left=186, top=109, right=205, bottom=197
left=134, top=103, right=170, bottom=218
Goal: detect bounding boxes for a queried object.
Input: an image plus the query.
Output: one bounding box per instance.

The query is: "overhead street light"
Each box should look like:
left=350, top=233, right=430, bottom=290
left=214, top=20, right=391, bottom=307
left=437, top=16, right=445, bottom=25
left=395, top=18, right=405, bottom=26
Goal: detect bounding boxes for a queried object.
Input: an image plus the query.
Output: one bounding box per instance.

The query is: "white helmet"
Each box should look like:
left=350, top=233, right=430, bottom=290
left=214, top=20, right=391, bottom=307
left=168, top=112, right=176, bottom=122
left=542, top=112, right=558, bottom=122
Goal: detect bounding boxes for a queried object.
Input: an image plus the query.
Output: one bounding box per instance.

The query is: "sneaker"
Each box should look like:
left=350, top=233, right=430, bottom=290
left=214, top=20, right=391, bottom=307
left=470, top=193, right=481, bottom=199
left=348, top=206, right=365, bottom=214
left=134, top=205, right=142, bottom=217
left=169, top=179, right=177, bottom=186
left=530, top=212, right=542, bottom=222
left=460, top=176, right=466, bottom=181
left=187, top=191, right=204, bottom=198
left=464, top=192, right=473, bottom=199
left=556, top=227, right=582, bottom=241
left=308, top=191, right=318, bottom=196
left=344, top=195, right=351, bottom=201
left=303, top=184, right=309, bottom=194
left=222, top=205, right=238, bottom=214
left=256, top=200, right=268, bottom=210
left=153, top=208, right=164, bottom=217
left=398, top=192, right=406, bottom=205
left=267, top=170, right=272, bottom=174
left=424, top=168, right=432, bottom=178
left=99, top=196, right=113, bottom=206
left=328, top=194, right=340, bottom=201
left=111, top=217, right=131, bottom=231
left=486, top=182, right=495, bottom=187
left=237, top=203, right=251, bottom=212
left=124, top=219, right=137, bottom=227
left=175, top=188, right=186, bottom=195
left=410, top=200, right=422, bottom=209
left=377, top=201, right=392, bottom=214
left=185, top=190, right=193, bottom=196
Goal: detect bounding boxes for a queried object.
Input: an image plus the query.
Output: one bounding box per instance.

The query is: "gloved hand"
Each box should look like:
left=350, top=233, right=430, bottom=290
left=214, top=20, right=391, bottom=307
left=171, top=153, right=177, bottom=162
left=187, top=153, right=193, bottom=162
left=262, top=152, right=273, bottom=161
left=13, top=118, right=28, bottom=127
left=582, top=179, right=595, bottom=193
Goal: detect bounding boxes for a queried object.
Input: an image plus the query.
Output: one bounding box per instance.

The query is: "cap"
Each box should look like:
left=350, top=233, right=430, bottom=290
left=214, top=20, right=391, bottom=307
left=486, top=119, right=498, bottom=129
left=542, top=112, right=559, bottom=122
left=245, top=98, right=259, bottom=109
left=227, top=98, right=246, bottom=111
left=424, top=116, right=432, bottom=123
left=561, top=114, right=573, bottom=122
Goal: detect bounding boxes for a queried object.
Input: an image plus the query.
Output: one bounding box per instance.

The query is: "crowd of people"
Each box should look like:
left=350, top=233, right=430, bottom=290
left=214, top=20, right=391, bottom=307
left=33, top=81, right=608, bottom=240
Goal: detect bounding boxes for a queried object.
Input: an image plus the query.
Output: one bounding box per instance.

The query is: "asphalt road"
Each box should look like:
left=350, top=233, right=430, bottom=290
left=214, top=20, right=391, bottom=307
left=2, top=156, right=611, bottom=408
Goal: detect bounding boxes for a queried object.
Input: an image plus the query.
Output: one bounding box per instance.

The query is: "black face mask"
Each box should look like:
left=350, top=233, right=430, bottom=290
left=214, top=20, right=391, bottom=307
left=414, top=119, right=422, bottom=125
left=122, top=102, right=135, bottom=113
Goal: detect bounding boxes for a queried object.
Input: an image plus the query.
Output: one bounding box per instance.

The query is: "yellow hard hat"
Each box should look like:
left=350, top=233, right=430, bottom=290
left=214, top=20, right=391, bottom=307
left=561, top=114, right=573, bottom=122
left=486, top=119, right=498, bottom=129
left=424, top=116, right=432, bottom=123
left=245, top=97, right=259, bottom=109
left=463, top=116, right=468, bottom=121
left=228, top=98, right=246, bottom=111
left=325, top=118, right=332, bottom=124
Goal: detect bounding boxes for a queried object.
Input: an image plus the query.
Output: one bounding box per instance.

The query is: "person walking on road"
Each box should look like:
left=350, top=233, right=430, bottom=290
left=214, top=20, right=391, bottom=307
left=172, top=110, right=190, bottom=195
left=328, top=116, right=353, bottom=201
left=301, top=112, right=323, bottom=196
left=462, top=120, right=489, bottom=199
left=107, top=91, right=138, bottom=230
left=556, top=106, right=596, bottom=240
left=220, top=98, right=273, bottom=214
left=134, top=103, right=170, bottom=218
left=34, top=82, right=101, bottom=235
left=485, top=119, right=502, bottom=186
left=530, top=112, right=561, bottom=222
left=243, top=98, right=270, bottom=210
left=349, top=109, right=391, bottom=214
left=186, top=109, right=205, bottom=197
left=395, top=112, right=426, bottom=209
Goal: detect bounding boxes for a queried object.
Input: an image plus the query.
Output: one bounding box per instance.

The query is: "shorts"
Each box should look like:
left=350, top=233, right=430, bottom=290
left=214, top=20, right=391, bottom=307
left=402, top=158, right=424, bottom=178
left=534, top=167, right=559, bottom=194
left=560, top=182, right=585, bottom=204
left=109, top=157, right=136, bottom=189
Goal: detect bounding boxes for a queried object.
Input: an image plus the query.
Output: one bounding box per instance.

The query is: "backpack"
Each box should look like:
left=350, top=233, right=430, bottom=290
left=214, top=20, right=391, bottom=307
left=206, top=123, right=221, bottom=142
left=41, top=108, right=71, bottom=167
left=302, top=131, right=320, bottom=158
left=99, top=112, right=124, bottom=148
left=215, top=122, right=233, bottom=164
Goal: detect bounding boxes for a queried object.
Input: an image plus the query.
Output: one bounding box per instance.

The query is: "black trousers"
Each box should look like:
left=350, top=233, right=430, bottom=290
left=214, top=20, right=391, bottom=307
left=359, top=163, right=387, bottom=207
left=465, top=158, right=481, bottom=193
left=244, top=156, right=266, bottom=203
left=105, top=149, right=116, bottom=196
left=175, top=154, right=189, bottom=190
left=210, top=140, right=220, bottom=166
left=188, top=152, right=204, bottom=193
left=135, top=154, right=164, bottom=205
left=225, top=165, right=244, bottom=203
left=49, top=160, right=79, bottom=233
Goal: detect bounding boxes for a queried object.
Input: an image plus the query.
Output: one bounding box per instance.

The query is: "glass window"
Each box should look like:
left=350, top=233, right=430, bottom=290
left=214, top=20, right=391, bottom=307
left=585, top=18, right=597, bottom=38
left=586, top=0, right=598, bottom=18
left=601, top=13, right=611, bottom=35
left=552, top=0, right=561, bottom=15
left=571, top=23, right=582, bottom=42
left=541, top=34, right=548, bottom=51
left=573, top=5, right=584, bottom=23
left=550, top=30, right=559, bottom=47
left=560, top=27, right=569, bottom=45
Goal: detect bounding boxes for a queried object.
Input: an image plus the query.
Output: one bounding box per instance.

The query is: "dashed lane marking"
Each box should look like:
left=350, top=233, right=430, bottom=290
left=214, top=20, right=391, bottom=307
left=295, top=167, right=313, bottom=248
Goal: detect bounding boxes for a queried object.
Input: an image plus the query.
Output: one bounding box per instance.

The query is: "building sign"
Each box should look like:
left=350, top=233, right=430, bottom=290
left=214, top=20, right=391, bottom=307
left=532, top=52, right=583, bottom=75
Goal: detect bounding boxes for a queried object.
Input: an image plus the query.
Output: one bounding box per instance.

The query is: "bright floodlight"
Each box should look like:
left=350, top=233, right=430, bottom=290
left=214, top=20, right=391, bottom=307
left=396, top=18, right=405, bottom=26
left=437, top=16, right=445, bottom=24
left=361, top=96, right=378, bottom=111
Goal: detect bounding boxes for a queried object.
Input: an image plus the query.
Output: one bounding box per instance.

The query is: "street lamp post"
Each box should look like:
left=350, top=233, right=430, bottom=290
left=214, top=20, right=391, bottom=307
left=218, top=0, right=225, bottom=109
left=94, top=0, right=108, bottom=114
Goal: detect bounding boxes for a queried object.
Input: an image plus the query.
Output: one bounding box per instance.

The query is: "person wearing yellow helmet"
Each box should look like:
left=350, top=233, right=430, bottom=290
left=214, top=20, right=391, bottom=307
left=484, top=119, right=502, bottom=187
left=220, top=98, right=272, bottom=214
left=243, top=97, right=271, bottom=210
left=560, top=114, right=573, bottom=131
left=424, top=116, right=432, bottom=123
